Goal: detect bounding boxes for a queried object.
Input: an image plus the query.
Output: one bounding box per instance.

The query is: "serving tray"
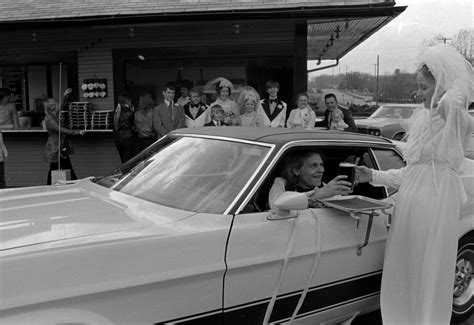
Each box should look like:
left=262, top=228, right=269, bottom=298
left=318, top=195, right=393, bottom=213
left=317, top=195, right=393, bottom=255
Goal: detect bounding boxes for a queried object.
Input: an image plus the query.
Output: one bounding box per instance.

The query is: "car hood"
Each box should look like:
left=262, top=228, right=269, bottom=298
left=0, top=180, right=196, bottom=251
left=355, top=118, right=403, bottom=128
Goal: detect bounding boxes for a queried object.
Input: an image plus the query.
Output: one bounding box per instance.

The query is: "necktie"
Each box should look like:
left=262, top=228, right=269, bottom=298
left=169, top=102, right=175, bottom=123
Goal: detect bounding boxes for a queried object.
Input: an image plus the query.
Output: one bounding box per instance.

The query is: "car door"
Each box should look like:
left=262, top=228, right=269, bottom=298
left=223, top=144, right=400, bottom=324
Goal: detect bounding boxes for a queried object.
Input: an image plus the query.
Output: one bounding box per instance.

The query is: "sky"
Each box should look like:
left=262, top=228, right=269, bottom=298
left=308, top=0, right=473, bottom=76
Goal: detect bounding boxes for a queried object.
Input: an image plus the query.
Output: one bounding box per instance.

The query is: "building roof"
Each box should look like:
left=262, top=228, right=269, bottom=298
left=0, top=0, right=396, bottom=24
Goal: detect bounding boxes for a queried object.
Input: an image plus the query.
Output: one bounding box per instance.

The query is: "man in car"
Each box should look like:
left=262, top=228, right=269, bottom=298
left=315, top=93, right=357, bottom=132
left=268, top=150, right=352, bottom=210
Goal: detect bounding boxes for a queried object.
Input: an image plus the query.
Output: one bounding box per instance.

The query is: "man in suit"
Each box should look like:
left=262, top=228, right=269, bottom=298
left=315, top=93, right=357, bottom=132
left=153, top=83, right=185, bottom=137
left=258, top=80, right=287, bottom=128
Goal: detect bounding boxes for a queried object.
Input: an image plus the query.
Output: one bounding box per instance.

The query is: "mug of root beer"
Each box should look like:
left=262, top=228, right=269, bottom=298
left=338, top=162, right=356, bottom=191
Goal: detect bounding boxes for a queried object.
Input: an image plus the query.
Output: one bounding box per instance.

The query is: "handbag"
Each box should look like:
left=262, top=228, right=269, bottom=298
left=60, top=136, right=74, bottom=158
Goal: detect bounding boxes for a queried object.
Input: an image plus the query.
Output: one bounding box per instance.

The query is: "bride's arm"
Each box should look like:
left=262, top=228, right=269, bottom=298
left=371, top=167, right=408, bottom=189
left=357, top=165, right=408, bottom=189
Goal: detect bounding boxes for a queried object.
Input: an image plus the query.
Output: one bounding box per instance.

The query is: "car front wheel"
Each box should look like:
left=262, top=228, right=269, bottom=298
left=452, top=231, right=474, bottom=323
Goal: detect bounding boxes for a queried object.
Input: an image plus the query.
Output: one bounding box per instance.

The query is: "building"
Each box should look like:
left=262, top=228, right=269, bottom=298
left=0, top=0, right=405, bottom=187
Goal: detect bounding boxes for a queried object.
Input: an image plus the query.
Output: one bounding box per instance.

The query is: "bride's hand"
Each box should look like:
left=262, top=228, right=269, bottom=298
left=355, top=166, right=373, bottom=183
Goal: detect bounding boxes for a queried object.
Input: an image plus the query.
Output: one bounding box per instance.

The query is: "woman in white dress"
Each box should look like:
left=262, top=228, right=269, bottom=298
left=286, top=92, right=316, bottom=129
left=237, top=87, right=264, bottom=127
left=357, top=44, right=474, bottom=324
left=209, top=77, right=240, bottom=126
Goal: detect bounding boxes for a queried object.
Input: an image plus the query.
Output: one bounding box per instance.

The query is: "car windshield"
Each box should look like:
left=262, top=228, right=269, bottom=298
left=96, top=136, right=270, bottom=214
left=370, top=105, right=417, bottom=119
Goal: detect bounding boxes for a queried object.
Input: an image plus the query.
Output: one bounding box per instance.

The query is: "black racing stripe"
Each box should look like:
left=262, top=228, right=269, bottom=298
left=160, top=271, right=381, bottom=324
left=223, top=271, right=382, bottom=324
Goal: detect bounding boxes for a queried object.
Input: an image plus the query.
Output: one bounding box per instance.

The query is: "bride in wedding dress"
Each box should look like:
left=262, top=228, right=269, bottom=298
left=357, top=44, right=474, bottom=324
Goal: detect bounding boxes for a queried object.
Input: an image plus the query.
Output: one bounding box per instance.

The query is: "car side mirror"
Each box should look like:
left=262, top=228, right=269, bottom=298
left=268, top=192, right=308, bottom=220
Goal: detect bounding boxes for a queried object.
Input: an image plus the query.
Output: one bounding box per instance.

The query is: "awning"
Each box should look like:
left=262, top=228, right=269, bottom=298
left=307, top=10, right=405, bottom=61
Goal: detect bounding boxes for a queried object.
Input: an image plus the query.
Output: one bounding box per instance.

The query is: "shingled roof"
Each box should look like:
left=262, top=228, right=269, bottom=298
left=0, top=0, right=395, bottom=24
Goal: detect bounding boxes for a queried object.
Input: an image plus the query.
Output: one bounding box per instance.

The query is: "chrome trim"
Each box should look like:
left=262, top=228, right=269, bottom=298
left=369, top=147, right=404, bottom=197
left=172, top=133, right=274, bottom=148
left=223, top=143, right=276, bottom=215
left=368, top=147, right=386, bottom=199
left=234, top=139, right=396, bottom=214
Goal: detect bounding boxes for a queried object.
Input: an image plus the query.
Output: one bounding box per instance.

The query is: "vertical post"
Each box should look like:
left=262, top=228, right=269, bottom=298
left=294, top=22, right=307, bottom=104
left=376, top=55, right=379, bottom=106
left=58, top=62, right=62, bottom=171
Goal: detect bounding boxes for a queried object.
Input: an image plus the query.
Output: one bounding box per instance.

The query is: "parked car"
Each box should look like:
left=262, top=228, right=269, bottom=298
left=1, top=127, right=473, bottom=324
left=355, top=103, right=422, bottom=140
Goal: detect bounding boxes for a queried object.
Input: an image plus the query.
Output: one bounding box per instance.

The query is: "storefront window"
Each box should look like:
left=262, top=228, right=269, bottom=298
left=125, top=58, right=246, bottom=105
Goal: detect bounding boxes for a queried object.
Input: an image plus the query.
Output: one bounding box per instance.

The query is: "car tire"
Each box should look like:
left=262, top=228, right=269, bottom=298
left=452, top=231, right=474, bottom=323
left=392, top=133, right=405, bottom=141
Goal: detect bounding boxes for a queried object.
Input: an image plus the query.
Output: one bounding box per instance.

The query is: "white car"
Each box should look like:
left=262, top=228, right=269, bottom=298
left=1, top=127, right=473, bottom=324
left=355, top=104, right=422, bottom=140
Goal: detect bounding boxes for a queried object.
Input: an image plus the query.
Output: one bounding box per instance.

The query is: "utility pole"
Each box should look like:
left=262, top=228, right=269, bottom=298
left=376, top=55, right=379, bottom=106
left=438, top=36, right=452, bottom=44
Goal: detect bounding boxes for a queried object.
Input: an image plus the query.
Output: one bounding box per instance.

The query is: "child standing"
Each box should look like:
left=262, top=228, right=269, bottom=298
left=329, top=108, right=349, bottom=130
left=238, top=88, right=264, bottom=127
left=204, top=105, right=228, bottom=127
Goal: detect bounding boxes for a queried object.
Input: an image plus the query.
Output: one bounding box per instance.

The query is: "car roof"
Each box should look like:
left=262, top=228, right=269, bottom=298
left=380, top=103, right=421, bottom=107
left=171, top=127, right=392, bottom=146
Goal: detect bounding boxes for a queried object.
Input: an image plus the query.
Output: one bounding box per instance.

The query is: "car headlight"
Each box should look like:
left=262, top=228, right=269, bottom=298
left=369, top=129, right=381, bottom=136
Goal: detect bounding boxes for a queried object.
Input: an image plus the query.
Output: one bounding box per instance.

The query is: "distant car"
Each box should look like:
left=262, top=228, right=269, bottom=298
left=466, top=109, right=474, bottom=159
left=355, top=104, right=422, bottom=140
left=1, top=128, right=473, bottom=324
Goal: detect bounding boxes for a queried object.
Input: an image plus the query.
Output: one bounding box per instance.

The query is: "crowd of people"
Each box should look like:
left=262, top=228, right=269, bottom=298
left=111, top=78, right=358, bottom=163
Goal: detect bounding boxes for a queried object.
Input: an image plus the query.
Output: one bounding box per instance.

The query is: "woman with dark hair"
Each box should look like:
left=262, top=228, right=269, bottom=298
left=268, top=150, right=351, bottom=210
left=209, top=77, right=240, bottom=126
left=113, top=93, right=137, bottom=163
left=44, top=97, right=85, bottom=185
left=134, top=91, right=156, bottom=151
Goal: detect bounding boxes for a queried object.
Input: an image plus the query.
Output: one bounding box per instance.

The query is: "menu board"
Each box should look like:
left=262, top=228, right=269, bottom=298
left=1, top=72, right=25, bottom=111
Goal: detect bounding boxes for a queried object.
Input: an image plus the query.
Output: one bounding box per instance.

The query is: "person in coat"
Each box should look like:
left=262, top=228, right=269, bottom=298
left=315, top=93, right=357, bottom=132
left=153, top=83, right=185, bottom=137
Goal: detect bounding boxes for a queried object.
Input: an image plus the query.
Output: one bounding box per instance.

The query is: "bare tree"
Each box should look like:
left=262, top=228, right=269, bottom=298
left=451, top=29, right=473, bottom=63
left=423, top=29, right=473, bottom=63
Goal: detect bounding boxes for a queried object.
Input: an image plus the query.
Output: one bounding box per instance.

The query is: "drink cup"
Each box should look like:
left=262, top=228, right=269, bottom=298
left=338, top=162, right=356, bottom=191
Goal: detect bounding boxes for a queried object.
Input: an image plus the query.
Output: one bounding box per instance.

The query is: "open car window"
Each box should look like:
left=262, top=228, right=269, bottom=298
left=371, top=148, right=405, bottom=196
left=247, top=145, right=389, bottom=214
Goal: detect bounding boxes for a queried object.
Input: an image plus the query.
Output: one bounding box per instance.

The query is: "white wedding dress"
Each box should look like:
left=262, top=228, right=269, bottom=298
left=371, top=45, right=474, bottom=325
